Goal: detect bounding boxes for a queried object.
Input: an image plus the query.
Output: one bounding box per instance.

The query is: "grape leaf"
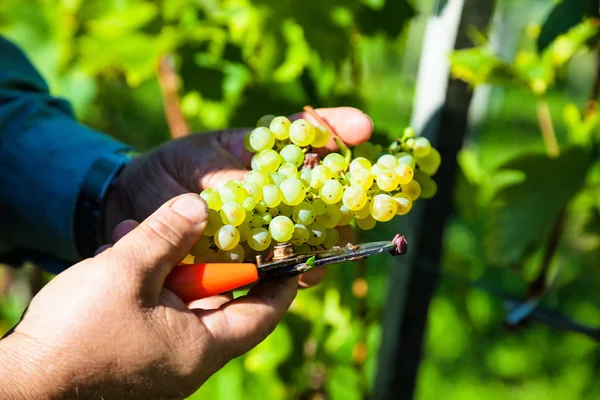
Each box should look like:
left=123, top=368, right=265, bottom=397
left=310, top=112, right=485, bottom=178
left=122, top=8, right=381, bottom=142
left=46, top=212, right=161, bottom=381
left=537, top=0, right=600, bottom=52
left=484, top=146, right=593, bottom=266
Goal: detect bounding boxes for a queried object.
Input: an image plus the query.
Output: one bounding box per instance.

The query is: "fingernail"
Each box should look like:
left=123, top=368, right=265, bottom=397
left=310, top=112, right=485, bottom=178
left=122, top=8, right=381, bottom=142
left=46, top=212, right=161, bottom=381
left=170, top=194, right=206, bottom=223
left=364, top=113, right=374, bottom=130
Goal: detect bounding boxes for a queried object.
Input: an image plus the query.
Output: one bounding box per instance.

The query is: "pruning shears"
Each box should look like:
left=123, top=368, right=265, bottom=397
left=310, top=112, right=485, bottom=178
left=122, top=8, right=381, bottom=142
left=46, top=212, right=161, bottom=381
left=164, top=234, right=408, bottom=302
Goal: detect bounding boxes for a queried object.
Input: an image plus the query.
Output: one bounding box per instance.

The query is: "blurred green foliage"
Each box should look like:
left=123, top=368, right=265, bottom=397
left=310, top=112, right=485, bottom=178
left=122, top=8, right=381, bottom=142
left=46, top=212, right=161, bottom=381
left=1, top=0, right=600, bottom=399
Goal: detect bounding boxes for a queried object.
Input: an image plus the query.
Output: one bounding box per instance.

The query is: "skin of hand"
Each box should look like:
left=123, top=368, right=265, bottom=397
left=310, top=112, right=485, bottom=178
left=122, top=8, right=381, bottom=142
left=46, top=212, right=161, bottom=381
left=103, top=107, right=373, bottom=288
left=0, top=194, right=298, bottom=399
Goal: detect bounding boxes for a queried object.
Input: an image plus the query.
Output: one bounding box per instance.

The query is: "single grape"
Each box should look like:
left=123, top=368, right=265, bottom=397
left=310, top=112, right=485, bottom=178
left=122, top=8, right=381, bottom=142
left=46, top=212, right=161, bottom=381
left=217, top=244, right=245, bottom=263
left=269, top=215, right=295, bottom=242
left=214, top=225, right=240, bottom=251
left=294, top=244, right=312, bottom=255
left=279, top=144, right=305, bottom=168
left=371, top=163, right=388, bottom=176
left=249, top=127, right=276, bottom=152
left=278, top=163, right=299, bottom=178
left=289, top=119, right=315, bottom=146
left=323, top=228, right=340, bottom=249
left=401, top=180, right=421, bottom=200
left=259, top=212, right=272, bottom=225
left=310, top=165, right=332, bottom=189
left=242, top=182, right=262, bottom=202
left=376, top=170, right=401, bottom=192
left=353, top=201, right=371, bottom=219
left=255, top=201, right=267, bottom=214
left=316, top=203, right=341, bottom=228
left=323, top=153, right=348, bottom=175
left=377, top=154, right=398, bottom=169
left=313, top=199, right=327, bottom=216
left=342, top=185, right=368, bottom=211
left=237, top=221, right=253, bottom=241
left=220, top=201, right=246, bottom=226
left=299, top=168, right=312, bottom=186
left=190, top=235, right=211, bottom=258
left=200, top=188, right=223, bottom=210
left=251, top=215, right=264, bottom=228
left=413, top=137, right=432, bottom=157
left=247, top=227, right=272, bottom=251
left=349, top=157, right=372, bottom=174
left=394, top=164, right=414, bottom=185
left=194, top=249, right=219, bottom=263
left=277, top=203, right=294, bottom=217
left=203, top=209, right=223, bottom=236
left=306, top=221, right=326, bottom=246
left=320, top=179, right=344, bottom=204
left=415, top=148, right=441, bottom=176
left=312, top=125, right=330, bottom=148
left=268, top=207, right=280, bottom=217
left=280, top=178, right=306, bottom=206
left=262, top=184, right=282, bottom=208
left=292, top=202, right=316, bottom=225
left=414, top=170, right=437, bottom=199
left=350, top=169, right=374, bottom=191
left=245, top=170, right=269, bottom=188
left=257, top=114, right=276, bottom=128
left=291, top=224, right=310, bottom=245
left=395, top=152, right=416, bottom=168
left=370, top=194, right=397, bottom=222
left=220, top=181, right=248, bottom=204
left=269, top=172, right=287, bottom=186
left=339, top=205, right=354, bottom=226
left=241, top=197, right=255, bottom=211
left=253, top=149, right=281, bottom=173
left=244, top=132, right=254, bottom=153
left=269, top=116, right=291, bottom=140
left=393, top=193, right=412, bottom=215
left=356, top=215, right=377, bottom=230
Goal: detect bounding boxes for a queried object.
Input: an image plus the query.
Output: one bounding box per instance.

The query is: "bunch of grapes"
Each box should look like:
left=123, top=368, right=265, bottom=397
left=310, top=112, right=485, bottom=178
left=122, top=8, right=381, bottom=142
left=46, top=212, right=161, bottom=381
left=188, top=113, right=440, bottom=264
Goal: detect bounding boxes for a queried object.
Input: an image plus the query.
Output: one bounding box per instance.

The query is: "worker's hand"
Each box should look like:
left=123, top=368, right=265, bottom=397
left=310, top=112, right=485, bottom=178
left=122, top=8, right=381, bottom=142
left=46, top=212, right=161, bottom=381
left=0, top=194, right=297, bottom=399
left=103, top=107, right=373, bottom=288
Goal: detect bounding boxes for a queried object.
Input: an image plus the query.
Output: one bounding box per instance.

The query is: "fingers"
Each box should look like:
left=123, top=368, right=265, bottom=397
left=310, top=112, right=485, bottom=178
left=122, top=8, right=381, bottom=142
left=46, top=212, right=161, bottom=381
left=195, top=277, right=298, bottom=358
left=187, top=293, right=234, bottom=311
left=298, top=267, right=327, bottom=289
left=107, top=194, right=209, bottom=298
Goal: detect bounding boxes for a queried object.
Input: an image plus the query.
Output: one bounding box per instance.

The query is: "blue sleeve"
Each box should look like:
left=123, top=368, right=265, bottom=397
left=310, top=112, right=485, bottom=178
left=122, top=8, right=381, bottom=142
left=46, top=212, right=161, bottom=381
left=0, top=36, right=132, bottom=268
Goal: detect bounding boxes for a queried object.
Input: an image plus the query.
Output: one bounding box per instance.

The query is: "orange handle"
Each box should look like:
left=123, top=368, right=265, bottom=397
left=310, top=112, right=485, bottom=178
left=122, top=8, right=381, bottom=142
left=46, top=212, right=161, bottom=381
left=164, top=263, right=259, bottom=303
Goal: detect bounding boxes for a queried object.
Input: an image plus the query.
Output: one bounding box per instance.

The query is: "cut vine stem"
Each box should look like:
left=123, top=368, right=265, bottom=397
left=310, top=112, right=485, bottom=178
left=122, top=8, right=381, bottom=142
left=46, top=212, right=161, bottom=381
left=536, top=97, right=560, bottom=158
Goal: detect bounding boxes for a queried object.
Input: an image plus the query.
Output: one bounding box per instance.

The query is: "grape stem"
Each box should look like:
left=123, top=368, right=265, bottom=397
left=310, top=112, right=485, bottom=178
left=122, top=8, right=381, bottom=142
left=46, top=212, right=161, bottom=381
left=303, top=105, right=352, bottom=162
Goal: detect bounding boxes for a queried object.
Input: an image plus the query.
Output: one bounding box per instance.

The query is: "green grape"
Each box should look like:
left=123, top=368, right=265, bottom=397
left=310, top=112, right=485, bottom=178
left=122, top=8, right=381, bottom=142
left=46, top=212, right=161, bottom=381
left=237, top=221, right=253, bottom=241
left=413, top=137, right=432, bottom=157
left=280, top=178, right=306, bottom=206
left=371, top=163, right=388, bottom=176
left=257, top=114, right=276, bottom=128
left=214, top=225, right=240, bottom=251
left=204, top=209, right=223, bottom=236
left=323, top=153, right=348, bottom=175
left=262, top=184, right=282, bottom=208
left=200, top=188, right=223, bottom=210
left=370, top=194, right=397, bottom=222
left=268, top=207, right=280, bottom=217
left=342, top=185, right=368, bottom=211
left=279, top=144, right=305, bottom=168
left=306, top=221, right=326, bottom=246
left=310, top=165, right=333, bottom=189
left=259, top=212, right=272, bottom=225
left=292, top=202, right=316, bottom=225
left=323, top=228, right=340, bottom=249
left=313, top=199, right=327, bottom=215
left=401, top=180, right=421, bottom=200
left=299, top=168, right=312, bottom=186
left=377, top=154, right=398, bottom=169
left=312, top=125, right=330, bottom=148
left=414, top=170, right=437, bottom=199
left=353, top=202, right=371, bottom=219
left=376, top=170, right=400, bottom=192
left=217, top=244, right=245, bottom=263
left=251, top=215, right=264, bottom=228
left=244, top=132, right=253, bottom=152
left=356, top=215, right=377, bottom=230
left=317, top=203, right=341, bottom=228
left=291, top=224, right=310, bottom=245
left=415, top=148, right=441, bottom=176
left=320, top=179, right=344, bottom=204
left=350, top=169, right=374, bottom=191
left=249, top=127, right=276, bottom=152
left=294, top=244, right=312, bottom=255
left=289, top=119, right=315, bottom=146
left=278, top=162, right=299, bottom=178
left=349, top=157, right=372, bottom=174
left=253, top=149, right=281, bottom=173
left=241, top=197, right=255, bottom=211
left=395, top=152, right=416, bottom=168
left=242, top=182, right=262, bottom=202
left=245, top=170, right=269, bottom=188
left=194, top=249, right=219, bottom=263
left=220, top=181, right=248, bottom=204
left=269, top=172, right=287, bottom=186
left=190, top=235, right=211, bottom=258
left=338, top=205, right=353, bottom=226
left=255, top=201, right=267, bottom=214
left=244, top=210, right=253, bottom=223
left=277, top=203, right=294, bottom=217
left=269, top=215, right=295, bottom=242
left=393, top=193, right=412, bottom=215
left=269, top=116, right=291, bottom=140
left=394, top=164, right=414, bottom=185
left=247, top=227, right=272, bottom=251
left=220, top=201, right=246, bottom=226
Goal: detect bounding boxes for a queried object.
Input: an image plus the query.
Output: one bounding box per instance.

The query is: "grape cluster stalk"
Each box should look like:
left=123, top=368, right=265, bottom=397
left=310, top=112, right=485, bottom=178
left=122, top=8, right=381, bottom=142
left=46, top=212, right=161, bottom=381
left=188, top=113, right=440, bottom=264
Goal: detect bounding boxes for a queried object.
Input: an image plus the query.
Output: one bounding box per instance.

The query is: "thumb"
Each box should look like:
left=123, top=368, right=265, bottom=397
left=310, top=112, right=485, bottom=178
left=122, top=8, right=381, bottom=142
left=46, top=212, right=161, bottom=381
left=108, top=193, right=208, bottom=299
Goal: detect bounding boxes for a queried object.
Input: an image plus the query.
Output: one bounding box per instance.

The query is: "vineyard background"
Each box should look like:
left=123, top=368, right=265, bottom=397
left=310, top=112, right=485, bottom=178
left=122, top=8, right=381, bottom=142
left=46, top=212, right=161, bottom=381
left=1, top=0, right=599, bottom=399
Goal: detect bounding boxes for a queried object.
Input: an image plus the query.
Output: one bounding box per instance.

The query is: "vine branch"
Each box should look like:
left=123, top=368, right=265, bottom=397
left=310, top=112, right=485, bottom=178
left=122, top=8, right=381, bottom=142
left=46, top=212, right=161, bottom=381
left=536, top=97, right=560, bottom=158
left=157, top=55, right=190, bottom=138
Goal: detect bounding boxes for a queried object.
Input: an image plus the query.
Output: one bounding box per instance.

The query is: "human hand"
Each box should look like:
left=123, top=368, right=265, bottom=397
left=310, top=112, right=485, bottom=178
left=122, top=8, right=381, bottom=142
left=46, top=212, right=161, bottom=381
left=0, top=194, right=297, bottom=399
left=103, top=107, right=373, bottom=287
